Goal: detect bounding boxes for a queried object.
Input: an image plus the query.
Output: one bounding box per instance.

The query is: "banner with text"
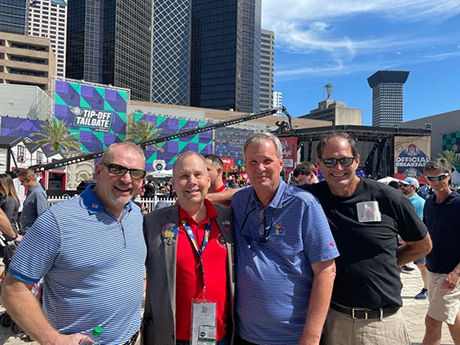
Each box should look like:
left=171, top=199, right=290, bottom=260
left=394, top=136, right=431, bottom=182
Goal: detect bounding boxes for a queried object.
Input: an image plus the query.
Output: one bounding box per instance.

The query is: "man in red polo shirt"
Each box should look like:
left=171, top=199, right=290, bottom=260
left=204, top=154, right=227, bottom=193
left=143, top=151, right=234, bottom=345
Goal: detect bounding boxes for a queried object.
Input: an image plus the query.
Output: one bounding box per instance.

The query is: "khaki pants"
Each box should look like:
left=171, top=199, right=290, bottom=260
left=322, top=308, right=411, bottom=345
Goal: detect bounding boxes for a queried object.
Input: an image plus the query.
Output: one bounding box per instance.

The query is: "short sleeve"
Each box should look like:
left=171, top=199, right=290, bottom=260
left=395, top=195, right=428, bottom=242
left=301, top=194, right=340, bottom=264
left=9, top=210, right=61, bottom=284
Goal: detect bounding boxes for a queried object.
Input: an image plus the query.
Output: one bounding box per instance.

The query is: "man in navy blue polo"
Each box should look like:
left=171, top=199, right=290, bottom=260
left=422, top=158, right=460, bottom=345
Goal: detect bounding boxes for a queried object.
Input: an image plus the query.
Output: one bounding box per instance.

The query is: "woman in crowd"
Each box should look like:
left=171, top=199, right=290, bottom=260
left=0, top=173, right=20, bottom=240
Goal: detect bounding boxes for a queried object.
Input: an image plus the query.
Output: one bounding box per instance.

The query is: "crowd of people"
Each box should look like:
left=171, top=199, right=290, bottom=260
left=0, top=132, right=458, bottom=345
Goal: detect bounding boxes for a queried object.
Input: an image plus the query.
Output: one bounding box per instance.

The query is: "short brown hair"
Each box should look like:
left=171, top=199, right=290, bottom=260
left=316, top=132, right=358, bottom=159
left=424, top=158, right=452, bottom=174
left=293, top=162, right=317, bottom=177
left=17, top=169, right=37, bottom=181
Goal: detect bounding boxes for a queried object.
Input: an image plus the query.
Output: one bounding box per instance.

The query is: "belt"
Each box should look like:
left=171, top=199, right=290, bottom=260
left=330, top=302, right=400, bottom=320
left=123, top=330, right=139, bottom=345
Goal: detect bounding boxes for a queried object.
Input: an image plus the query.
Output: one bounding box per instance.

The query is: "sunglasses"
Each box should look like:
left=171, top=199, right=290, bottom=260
left=102, top=163, right=146, bottom=180
left=321, top=157, right=356, bottom=168
left=426, top=173, right=449, bottom=182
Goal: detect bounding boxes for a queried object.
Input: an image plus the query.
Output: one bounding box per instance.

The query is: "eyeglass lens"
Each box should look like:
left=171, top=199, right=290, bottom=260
left=322, top=157, right=355, bottom=168
left=105, top=163, right=146, bottom=179
left=426, top=173, right=448, bottom=181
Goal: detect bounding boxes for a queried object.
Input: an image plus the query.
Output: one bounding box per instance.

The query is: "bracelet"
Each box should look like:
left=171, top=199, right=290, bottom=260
left=11, top=233, right=18, bottom=240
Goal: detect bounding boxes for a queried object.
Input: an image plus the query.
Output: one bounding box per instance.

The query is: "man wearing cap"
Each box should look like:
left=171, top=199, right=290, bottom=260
left=143, top=151, right=234, bottom=345
left=421, top=158, right=460, bottom=345
left=399, top=176, right=429, bottom=299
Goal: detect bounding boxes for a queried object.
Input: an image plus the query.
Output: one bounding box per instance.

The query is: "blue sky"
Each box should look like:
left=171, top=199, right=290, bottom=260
left=262, top=1, right=460, bottom=125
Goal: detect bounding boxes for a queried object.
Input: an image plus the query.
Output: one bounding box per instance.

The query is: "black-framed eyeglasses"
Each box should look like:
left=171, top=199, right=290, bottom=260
left=102, top=163, right=146, bottom=180
left=321, top=157, right=356, bottom=168
left=426, top=173, right=449, bottom=182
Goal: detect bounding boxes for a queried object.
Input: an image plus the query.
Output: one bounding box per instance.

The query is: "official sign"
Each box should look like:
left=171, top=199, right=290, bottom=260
left=394, top=136, right=431, bottom=181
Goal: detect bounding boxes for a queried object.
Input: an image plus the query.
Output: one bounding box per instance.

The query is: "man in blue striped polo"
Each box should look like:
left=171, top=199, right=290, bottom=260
left=232, top=132, right=339, bottom=345
left=2, top=142, right=147, bottom=345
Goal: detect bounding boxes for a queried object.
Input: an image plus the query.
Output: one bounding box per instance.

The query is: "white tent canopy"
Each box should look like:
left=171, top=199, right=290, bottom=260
left=451, top=170, right=460, bottom=185
left=377, top=176, right=401, bottom=184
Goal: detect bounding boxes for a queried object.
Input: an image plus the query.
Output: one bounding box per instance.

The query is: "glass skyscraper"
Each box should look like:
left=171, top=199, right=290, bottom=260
left=151, top=0, right=191, bottom=106
left=66, top=0, right=152, bottom=101
left=0, top=0, right=28, bottom=35
left=368, top=70, right=410, bottom=127
left=190, top=0, right=261, bottom=113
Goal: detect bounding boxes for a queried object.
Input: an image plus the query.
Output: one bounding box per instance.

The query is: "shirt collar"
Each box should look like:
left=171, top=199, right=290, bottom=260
left=80, top=183, right=133, bottom=214
left=249, top=179, right=287, bottom=210
left=214, top=184, right=227, bottom=193
left=179, top=199, right=218, bottom=226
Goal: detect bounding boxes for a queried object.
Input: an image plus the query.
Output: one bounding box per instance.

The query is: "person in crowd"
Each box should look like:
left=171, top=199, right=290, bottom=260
left=0, top=208, right=22, bottom=242
left=421, top=158, right=460, bottom=345
left=232, top=133, right=338, bottom=345
left=399, top=177, right=429, bottom=299
left=143, top=151, right=234, bottom=345
left=205, top=154, right=227, bottom=193
left=144, top=180, right=155, bottom=198
left=2, top=142, right=146, bottom=345
left=293, top=161, right=319, bottom=185
left=297, top=132, right=432, bottom=345
left=17, top=169, right=47, bottom=233
left=388, top=180, right=400, bottom=189
left=0, top=173, right=20, bottom=240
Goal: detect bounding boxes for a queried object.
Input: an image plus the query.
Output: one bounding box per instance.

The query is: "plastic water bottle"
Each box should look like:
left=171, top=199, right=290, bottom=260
left=82, top=326, right=103, bottom=345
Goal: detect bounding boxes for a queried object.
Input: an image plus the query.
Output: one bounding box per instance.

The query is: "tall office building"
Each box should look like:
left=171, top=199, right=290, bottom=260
left=190, top=0, right=261, bottom=113
left=368, top=70, right=410, bottom=127
left=28, top=0, right=67, bottom=77
left=259, top=29, right=274, bottom=110
left=151, top=0, right=191, bottom=106
left=0, top=0, right=28, bottom=34
left=273, top=90, right=282, bottom=114
left=66, top=0, right=152, bottom=101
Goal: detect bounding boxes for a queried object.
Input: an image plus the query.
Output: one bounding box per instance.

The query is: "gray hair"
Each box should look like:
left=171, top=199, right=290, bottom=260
left=243, top=132, right=283, bottom=160
left=100, top=142, right=146, bottom=164
left=424, top=157, right=452, bottom=174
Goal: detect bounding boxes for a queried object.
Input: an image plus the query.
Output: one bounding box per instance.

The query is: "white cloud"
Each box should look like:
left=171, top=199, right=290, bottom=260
left=263, top=1, right=460, bottom=58
left=421, top=51, right=460, bottom=61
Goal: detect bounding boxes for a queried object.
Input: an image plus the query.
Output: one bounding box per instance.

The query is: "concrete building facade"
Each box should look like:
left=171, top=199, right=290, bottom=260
left=300, top=99, right=362, bottom=126
left=28, top=0, right=68, bottom=77
left=368, top=70, right=409, bottom=127
left=260, top=29, right=274, bottom=110
left=403, top=109, right=460, bottom=158
left=0, top=32, right=56, bottom=90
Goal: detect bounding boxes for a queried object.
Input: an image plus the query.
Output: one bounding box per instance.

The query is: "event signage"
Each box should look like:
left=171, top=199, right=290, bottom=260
left=394, top=136, right=431, bottom=181
left=70, top=106, right=113, bottom=132
left=280, top=137, right=297, bottom=168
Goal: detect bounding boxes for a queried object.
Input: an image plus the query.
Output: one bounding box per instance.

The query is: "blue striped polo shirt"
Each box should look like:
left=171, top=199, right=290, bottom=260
left=9, top=185, right=147, bottom=344
left=232, top=180, right=339, bottom=345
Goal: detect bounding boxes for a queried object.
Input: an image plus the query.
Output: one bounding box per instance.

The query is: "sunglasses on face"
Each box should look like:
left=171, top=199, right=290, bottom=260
left=426, top=173, right=449, bottom=182
left=321, top=157, right=356, bottom=168
left=102, top=163, right=146, bottom=180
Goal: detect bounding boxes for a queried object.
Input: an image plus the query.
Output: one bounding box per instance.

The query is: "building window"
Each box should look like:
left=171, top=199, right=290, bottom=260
left=36, top=151, right=43, bottom=165
left=17, top=145, right=25, bottom=163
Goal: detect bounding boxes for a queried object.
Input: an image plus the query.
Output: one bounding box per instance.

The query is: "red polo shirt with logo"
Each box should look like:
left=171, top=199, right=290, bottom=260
left=176, top=199, right=229, bottom=341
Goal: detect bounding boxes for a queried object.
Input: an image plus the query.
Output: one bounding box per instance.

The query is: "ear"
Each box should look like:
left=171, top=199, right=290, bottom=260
left=316, top=157, right=321, bottom=167
left=95, top=163, right=102, bottom=181
left=216, top=167, right=222, bottom=176
left=355, top=155, right=360, bottom=165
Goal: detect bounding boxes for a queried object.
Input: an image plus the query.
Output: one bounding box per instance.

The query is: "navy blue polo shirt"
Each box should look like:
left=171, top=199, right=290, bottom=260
left=424, top=191, right=460, bottom=274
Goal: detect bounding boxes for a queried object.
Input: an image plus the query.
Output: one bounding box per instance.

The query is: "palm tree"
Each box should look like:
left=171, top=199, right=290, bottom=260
left=127, top=120, right=164, bottom=152
left=33, top=118, right=81, bottom=154
left=438, top=150, right=460, bottom=170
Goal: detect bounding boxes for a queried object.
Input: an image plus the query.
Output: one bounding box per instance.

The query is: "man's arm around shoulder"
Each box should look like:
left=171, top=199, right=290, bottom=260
left=299, top=259, right=336, bottom=345
left=1, top=274, right=91, bottom=345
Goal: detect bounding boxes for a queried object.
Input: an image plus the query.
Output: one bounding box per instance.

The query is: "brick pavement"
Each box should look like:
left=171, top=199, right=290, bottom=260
left=0, top=264, right=456, bottom=344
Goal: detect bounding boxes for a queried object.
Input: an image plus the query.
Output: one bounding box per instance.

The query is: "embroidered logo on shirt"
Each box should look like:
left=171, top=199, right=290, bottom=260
left=274, top=224, right=285, bottom=235
left=91, top=203, right=99, bottom=209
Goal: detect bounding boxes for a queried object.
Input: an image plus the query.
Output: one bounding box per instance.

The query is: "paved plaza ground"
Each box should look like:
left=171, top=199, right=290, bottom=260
left=0, top=264, right=456, bottom=344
